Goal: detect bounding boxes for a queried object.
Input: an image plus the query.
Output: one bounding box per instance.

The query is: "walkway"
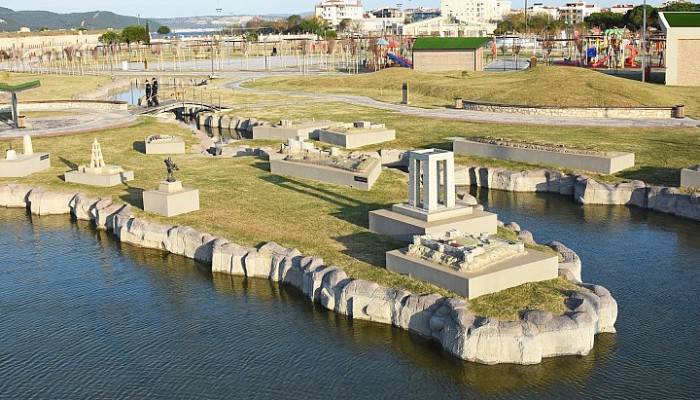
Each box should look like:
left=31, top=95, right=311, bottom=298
left=0, top=111, right=138, bottom=139
left=226, top=73, right=699, bottom=129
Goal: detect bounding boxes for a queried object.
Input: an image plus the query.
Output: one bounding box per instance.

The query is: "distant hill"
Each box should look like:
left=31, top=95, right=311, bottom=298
left=153, top=14, right=297, bottom=30
left=0, top=8, right=157, bottom=32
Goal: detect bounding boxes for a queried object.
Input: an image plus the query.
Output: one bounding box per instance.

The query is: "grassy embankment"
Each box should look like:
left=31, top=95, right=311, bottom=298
left=210, top=79, right=700, bottom=187
left=245, top=66, right=700, bottom=117
left=0, top=72, right=110, bottom=101
left=0, top=117, right=573, bottom=319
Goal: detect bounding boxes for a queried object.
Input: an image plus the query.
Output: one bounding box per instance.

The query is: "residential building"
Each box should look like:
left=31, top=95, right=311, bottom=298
left=314, top=0, right=364, bottom=28
left=558, top=2, right=601, bottom=25
left=401, top=16, right=493, bottom=37
left=405, top=7, right=442, bottom=23
left=528, top=3, right=560, bottom=20
left=609, top=4, right=635, bottom=14
left=441, top=0, right=513, bottom=25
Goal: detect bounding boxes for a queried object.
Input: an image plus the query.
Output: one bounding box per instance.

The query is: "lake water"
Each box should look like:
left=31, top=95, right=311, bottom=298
left=1, top=189, right=699, bottom=399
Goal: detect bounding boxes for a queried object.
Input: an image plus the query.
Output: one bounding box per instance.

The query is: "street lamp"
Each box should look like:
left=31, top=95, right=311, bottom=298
left=642, top=0, right=647, bottom=83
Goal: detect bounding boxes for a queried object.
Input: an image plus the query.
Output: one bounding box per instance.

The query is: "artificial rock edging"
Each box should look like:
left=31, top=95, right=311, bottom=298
left=0, top=183, right=619, bottom=365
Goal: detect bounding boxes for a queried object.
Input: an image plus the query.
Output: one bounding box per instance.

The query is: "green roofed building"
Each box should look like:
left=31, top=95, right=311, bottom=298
left=659, top=12, right=700, bottom=86
left=412, top=37, right=490, bottom=72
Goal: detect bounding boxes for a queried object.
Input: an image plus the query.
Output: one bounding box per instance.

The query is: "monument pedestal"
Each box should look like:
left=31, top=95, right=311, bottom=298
left=143, top=181, right=200, bottom=217
left=64, top=165, right=134, bottom=187
left=0, top=153, right=50, bottom=177
left=369, top=204, right=497, bottom=242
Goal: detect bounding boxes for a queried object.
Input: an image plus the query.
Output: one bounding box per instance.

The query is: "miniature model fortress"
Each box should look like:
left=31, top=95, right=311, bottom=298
left=369, top=149, right=497, bottom=241
left=268, top=136, right=382, bottom=190
left=316, top=121, right=396, bottom=149
left=144, top=134, right=186, bottom=155
left=0, top=135, right=50, bottom=178
left=64, top=139, right=134, bottom=187
left=253, top=119, right=333, bottom=141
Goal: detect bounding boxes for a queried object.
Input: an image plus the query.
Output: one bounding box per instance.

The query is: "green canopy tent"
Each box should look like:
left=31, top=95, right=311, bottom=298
left=0, top=80, right=41, bottom=128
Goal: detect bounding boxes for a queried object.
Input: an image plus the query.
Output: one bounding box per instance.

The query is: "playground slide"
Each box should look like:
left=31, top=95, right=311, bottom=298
left=388, top=52, right=413, bottom=68
left=591, top=56, right=610, bottom=68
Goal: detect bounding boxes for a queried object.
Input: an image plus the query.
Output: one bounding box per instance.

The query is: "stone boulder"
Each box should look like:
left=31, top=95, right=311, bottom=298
left=549, top=240, right=582, bottom=283
left=165, top=226, right=217, bottom=263
left=0, top=184, right=32, bottom=208
left=574, top=176, right=647, bottom=206
left=392, top=293, right=444, bottom=337
left=70, top=193, right=101, bottom=221
left=28, top=190, right=78, bottom=216
left=117, top=217, right=170, bottom=250
left=517, top=230, right=535, bottom=245
left=647, top=186, right=700, bottom=221
left=212, top=241, right=251, bottom=275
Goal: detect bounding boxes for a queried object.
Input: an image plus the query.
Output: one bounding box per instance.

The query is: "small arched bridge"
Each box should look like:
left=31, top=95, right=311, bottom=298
left=133, top=100, right=231, bottom=116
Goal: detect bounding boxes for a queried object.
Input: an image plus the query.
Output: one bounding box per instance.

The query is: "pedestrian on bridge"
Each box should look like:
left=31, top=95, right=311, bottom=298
left=145, top=81, right=152, bottom=107
left=151, top=78, right=160, bottom=106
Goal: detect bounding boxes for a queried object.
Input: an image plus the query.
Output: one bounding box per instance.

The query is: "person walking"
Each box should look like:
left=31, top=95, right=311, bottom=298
left=145, top=80, right=152, bottom=107
left=151, top=78, right=159, bottom=106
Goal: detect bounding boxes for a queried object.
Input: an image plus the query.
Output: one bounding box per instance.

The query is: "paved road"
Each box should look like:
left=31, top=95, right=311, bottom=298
left=224, top=72, right=699, bottom=129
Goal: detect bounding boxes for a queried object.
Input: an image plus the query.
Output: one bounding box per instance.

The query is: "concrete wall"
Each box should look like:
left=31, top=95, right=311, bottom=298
left=318, top=129, right=396, bottom=149
left=0, top=153, right=50, bottom=177
left=413, top=48, right=483, bottom=72
left=681, top=167, right=700, bottom=188
left=269, top=156, right=382, bottom=191
left=0, top=32, right=102, bottom=54
left=386, top=249, right=559, bottom=299
left=460, top=101, right=678, bottom=119
left=5, top=100, right=129, bottom=113
left=664, top=26, right=700, bottom=86
left=452, top=138, right=635, bottom=174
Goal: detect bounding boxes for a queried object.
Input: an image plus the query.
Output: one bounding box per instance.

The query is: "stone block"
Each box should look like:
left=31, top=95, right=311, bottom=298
left=64, top=169, right=134, bottom=187
left=143, top=181, right=200, bottom=217
left=681, top=166, right=700, bottom=188
left=0, top=153, right=50, bottom=177
left=369, top=208, right=497, bottom=242
left=144, top=136, right=185, bottom=155
left=269, top=156, right=382, bottom=191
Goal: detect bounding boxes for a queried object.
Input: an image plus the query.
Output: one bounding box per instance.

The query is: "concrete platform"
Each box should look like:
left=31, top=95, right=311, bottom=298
left=145, top=136, right=185, bottom=155
left=681, top=166, right=700, bottom=188
left=318, top=126, right=396, bottom=149
left=0, top=153, right=50, bottom=177
left=369, top=207, right=497, bottom=242
left=269, top=155, right=382, bottom=191
left=453, top=138, right=635, bottom=174
left=143, top=181, right=200, bottom=217
left=252, top=120, right=333, bottom=141
left=386, top=248, right=559, bottom=299
left=64, top=169, right=134, bottom=187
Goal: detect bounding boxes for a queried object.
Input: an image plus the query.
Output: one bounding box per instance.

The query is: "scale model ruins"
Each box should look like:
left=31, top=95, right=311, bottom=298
left=317, top=121, right=396, bottom=149
left=252, top=119, right=333, bottom=141
left=268, top=136, right=382, bottom=190
left=64, top=139, right=134, bottom=187
left=369, top=149, right=496, bottom=241
left=387, top=229, right=558, bottom=298
left=0, top=135, right=50, bottom=178
left=144, top=134, right=186, bottom=154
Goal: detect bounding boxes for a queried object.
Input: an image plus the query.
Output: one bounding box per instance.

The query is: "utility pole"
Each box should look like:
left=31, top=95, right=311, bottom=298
left=525, top=0, right=529, bottom=35
left=641, top=0, right=647, bottom=83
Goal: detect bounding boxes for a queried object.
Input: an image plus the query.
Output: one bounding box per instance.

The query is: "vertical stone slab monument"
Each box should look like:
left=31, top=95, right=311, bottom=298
left=64, top=139, right=134, bottom=187
left=142, top=157, right=200, bottom=217
left=0, top=134, right=50, bottom=177
left=369, top=149, right=496, bottom=241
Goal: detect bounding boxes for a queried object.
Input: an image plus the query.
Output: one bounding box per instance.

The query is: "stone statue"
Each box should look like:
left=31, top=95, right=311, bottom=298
left=164, top=157, right=179, bottom=183
left=23, top=134, right=33, bottom=156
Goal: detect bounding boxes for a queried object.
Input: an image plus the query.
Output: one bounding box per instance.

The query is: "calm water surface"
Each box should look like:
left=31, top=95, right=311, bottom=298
left=1, top=189, right=699, bottom=399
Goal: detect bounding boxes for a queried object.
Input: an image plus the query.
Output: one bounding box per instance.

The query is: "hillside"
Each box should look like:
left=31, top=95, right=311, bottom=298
left=0, top=8, right=157, bottom=31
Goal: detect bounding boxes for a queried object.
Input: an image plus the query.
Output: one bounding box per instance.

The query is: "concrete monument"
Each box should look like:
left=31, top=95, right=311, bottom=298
left=64, top=139, right=134, bottom=187
left=317, top=121, right=396, bottom=149
left=386, top=230, right=558, bottom=298
left=369, top=149, right=496, bottom=241
left=144, top=135, right=186, bottom=155
left=142, top=157, right=200, bottom=217
left=252, top=119, right=333, bottom=141
left=268, top=136, right=381, bottom=190
left=0, top=135, right=50, bottom=177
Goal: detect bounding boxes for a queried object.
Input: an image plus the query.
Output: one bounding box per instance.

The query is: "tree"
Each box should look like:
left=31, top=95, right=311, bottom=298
left=495, top=12, right=565, bottom=34
left=338, top=18, right=353, bottom=32
left=120, top=25, right=150, bottom=46
left=585, top=11, right=626, bottom=30
left=157, top=25, right=171, bottom=35
left=661, top=2, right=700, bottom=12
left=98, top=31, right=120, bottom=45
left=623, top=5, right=659, bottom=31
left=299, top=16, right=331, bottom=36
left=286, top=15, right=303, bottom=33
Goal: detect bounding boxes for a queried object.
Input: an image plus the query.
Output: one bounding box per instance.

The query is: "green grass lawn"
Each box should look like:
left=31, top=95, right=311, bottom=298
left=245, top=66, right=700, bottom=118
left=0, top=72, right=111, bottom=101
left=212, top=89, right=700, bottom=187
left=1, top=117, right=575, bottom=320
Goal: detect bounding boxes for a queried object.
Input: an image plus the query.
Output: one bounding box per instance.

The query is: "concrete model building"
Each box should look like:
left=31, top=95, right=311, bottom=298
left=386, top=230, right=559, bottom=298
left=0, top=135, right=50, bottom=178
left=317, top=121, right=396, bottom=149
left=369, top=149, right=496, bottom=241
left=64, top=139, right=134, bottom=187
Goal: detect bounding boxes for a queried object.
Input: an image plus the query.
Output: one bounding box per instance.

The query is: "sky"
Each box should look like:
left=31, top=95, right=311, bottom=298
left=1, top=1, right=654, bottom=19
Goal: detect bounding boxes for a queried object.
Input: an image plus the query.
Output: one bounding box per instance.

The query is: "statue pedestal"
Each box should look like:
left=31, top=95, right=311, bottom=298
left=143, top=180, right=199, bottom=217
left=0, top=153, right=50, bottom=178
left=369, top=203, right=497, bottom=242
left=64, top=165, right=134, bottom=187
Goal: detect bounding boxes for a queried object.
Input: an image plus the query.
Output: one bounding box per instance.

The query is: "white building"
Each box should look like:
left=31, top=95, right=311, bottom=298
left=528, top=3, right=560, bottom=20
left=315, top=0, right=364, bottom=28
left=558, top=2, right=601, bottom=25
left=441, top=0, right=512, bottom=25
left=609, top=4, right=635, bottom=14
left=400, top=16, right=494, bottom=37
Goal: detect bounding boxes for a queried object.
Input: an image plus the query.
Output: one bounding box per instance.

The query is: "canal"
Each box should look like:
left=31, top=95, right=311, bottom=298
left=0, top=189, right=698, bottom=399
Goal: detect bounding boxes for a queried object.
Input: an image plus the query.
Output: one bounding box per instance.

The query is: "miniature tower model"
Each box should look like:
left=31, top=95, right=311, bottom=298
left=369, top=149, right=497, bottom=241
left=64, top=139, right=134, bottom=187
left=0, top=134, right=50, bottom=178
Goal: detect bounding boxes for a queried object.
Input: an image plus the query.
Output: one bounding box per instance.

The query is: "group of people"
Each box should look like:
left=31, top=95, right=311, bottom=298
left=145, top=78, right=159, bottom=107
